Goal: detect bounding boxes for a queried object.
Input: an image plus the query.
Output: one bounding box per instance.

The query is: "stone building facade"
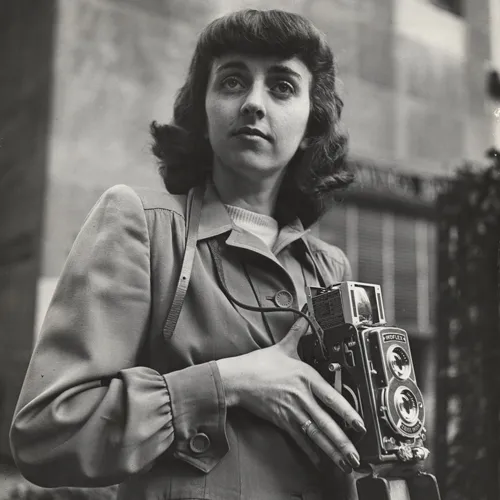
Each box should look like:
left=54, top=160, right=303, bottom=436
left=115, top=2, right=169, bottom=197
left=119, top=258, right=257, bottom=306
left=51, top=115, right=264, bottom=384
left=1, top=0, right=499, bottom=459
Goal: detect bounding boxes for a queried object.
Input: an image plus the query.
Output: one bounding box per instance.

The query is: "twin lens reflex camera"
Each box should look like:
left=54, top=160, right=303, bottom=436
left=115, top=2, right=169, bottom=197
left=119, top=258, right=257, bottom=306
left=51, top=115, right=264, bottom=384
left=298, top=281, right=440, bottom=500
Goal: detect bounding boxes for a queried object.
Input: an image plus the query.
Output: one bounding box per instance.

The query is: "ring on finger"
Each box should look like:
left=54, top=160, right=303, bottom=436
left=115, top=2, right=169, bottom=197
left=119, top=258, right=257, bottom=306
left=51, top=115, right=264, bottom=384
left=301, top=419, right=314, bottom=434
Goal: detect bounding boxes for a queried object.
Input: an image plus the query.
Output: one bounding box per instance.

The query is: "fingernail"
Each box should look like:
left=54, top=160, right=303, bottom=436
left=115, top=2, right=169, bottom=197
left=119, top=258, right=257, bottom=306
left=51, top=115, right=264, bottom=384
left=339, top=459, right=353, bottom=474
left=347, top=452, right=360, bottom=469
left=352, top=420, right=367, bottom=433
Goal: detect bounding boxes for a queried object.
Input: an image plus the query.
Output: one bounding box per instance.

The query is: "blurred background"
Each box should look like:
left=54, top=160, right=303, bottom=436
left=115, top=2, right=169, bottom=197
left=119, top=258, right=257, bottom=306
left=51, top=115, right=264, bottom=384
left=1, top=0, right=500, bottom=498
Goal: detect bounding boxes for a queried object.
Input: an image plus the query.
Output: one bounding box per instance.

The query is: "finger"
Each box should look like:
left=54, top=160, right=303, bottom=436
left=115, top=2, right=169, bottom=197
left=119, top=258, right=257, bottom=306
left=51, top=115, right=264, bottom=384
left=310, top=374, right=366, bottom=433
left=297, top=414, right=354, bottom=475
left=306, top=398, right=361, bottom=470
left=288, top=426, right=323, bottom=470
left=279, top=315, right=310, bottom=350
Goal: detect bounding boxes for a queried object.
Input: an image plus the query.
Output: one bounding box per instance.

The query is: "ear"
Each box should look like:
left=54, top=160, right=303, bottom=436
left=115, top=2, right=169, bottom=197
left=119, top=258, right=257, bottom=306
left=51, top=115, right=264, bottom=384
left=299, top=137, right=309, bottom=150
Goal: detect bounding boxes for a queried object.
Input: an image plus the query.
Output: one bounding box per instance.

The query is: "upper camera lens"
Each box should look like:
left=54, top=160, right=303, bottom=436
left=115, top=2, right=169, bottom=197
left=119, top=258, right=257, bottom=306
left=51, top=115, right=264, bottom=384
left=387, top=346, right=411, bottom=380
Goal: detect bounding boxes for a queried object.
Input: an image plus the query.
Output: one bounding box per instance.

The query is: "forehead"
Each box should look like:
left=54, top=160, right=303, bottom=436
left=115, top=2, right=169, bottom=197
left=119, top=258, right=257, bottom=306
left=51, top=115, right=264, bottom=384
left=209, top=53, right=311, bottom=81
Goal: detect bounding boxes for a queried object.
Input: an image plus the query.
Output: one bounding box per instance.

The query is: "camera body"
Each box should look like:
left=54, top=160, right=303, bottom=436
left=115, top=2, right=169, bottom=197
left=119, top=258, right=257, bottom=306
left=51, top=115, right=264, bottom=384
left=298, top=281, right=428, bottom=465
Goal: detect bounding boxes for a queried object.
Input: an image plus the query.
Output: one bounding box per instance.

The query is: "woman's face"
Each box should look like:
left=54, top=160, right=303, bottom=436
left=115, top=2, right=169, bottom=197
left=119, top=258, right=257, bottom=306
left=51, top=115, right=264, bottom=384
left=205, top=53, right=312, bottom=183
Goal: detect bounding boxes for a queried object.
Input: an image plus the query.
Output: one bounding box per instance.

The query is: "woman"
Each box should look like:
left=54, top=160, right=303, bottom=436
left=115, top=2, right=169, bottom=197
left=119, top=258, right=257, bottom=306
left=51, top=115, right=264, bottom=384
left=10, top=9, right=364, bottom=500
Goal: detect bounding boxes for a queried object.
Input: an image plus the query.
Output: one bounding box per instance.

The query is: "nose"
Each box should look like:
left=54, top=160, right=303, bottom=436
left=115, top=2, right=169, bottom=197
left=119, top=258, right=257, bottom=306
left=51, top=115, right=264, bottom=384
left=240, top=85, right=266, bottom=119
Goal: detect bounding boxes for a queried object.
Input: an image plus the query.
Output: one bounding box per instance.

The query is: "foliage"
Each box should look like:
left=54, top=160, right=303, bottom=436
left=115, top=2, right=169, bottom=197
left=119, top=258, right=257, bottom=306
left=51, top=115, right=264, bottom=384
left=435, top=148, right=500, bottom=500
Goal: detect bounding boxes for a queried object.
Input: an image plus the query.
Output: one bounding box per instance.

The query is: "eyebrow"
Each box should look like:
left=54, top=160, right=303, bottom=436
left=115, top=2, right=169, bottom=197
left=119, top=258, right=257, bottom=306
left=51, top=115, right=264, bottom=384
left=214, top=61, right=247, bottom=74
left=214, top=61, right=303, bottom=81
left=269, top=64, right=302, bottom=81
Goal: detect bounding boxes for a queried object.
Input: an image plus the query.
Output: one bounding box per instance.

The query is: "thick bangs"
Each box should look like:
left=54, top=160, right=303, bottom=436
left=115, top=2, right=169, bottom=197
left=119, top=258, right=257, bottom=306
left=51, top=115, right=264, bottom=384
left=198, top=9, right=326, bottom=65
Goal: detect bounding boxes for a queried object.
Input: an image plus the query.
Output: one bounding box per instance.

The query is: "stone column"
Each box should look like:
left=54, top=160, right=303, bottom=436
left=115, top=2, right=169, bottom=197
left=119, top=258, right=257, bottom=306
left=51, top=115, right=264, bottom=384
left=0, top=1, right=56, bottom=459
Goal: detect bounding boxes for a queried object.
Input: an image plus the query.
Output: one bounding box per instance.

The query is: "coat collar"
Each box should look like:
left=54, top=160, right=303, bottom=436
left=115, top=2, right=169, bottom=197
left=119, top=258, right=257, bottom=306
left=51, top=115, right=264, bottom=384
left=196, top=182, right=310, bottom=257
left=196, top=182, right=234, bottom=241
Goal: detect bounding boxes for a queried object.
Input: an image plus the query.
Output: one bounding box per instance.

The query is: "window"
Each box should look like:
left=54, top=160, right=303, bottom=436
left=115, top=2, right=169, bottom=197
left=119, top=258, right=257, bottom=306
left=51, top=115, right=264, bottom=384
left=318, top=206, right=436, bottom=337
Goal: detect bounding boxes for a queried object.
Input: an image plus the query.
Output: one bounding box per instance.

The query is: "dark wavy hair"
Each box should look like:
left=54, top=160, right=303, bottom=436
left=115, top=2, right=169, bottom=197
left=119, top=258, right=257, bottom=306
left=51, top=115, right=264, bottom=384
left=150, top=9, right=353, bottom=227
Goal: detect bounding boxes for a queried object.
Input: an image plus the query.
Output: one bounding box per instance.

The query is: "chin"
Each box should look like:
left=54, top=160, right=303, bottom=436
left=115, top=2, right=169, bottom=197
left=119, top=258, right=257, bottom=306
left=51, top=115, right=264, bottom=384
left=226, top=151, right=283, bottom=176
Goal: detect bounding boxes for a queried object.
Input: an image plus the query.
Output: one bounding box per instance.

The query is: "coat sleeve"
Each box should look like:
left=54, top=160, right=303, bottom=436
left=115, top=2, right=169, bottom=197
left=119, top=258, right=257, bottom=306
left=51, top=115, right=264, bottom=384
left=10, top=184, right=174, bottom=488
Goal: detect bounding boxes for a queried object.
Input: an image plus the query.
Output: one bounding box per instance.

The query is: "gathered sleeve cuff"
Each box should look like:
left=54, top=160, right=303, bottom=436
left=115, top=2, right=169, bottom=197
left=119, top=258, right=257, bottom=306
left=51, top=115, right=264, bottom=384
left=165, top=361, right=229, bottom=473
left=9, top=185, right=174, bottom=488
left=10, top=184, right=230, bottom=487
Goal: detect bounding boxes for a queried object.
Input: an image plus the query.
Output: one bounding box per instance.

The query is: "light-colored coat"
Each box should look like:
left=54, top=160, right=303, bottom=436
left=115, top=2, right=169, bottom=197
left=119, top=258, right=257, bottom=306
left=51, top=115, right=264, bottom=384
left=10, top=183, right=352, bottom=499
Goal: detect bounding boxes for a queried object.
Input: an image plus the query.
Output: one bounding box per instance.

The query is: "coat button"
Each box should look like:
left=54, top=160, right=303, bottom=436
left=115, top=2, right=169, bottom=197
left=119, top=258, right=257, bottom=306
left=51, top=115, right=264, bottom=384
left=189, top=432, right=211, bottom=454
left=273, top=290, right=294, bottom=308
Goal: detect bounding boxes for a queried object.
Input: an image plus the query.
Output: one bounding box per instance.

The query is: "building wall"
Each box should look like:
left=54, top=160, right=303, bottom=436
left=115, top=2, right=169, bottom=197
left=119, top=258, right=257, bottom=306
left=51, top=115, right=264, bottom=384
left=489, top=0, right=500, bottom=147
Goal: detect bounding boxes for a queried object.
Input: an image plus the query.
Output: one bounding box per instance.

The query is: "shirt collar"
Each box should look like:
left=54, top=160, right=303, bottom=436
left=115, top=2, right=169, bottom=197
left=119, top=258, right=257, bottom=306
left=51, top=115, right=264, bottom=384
left=196, top=182, right=310, bottom=254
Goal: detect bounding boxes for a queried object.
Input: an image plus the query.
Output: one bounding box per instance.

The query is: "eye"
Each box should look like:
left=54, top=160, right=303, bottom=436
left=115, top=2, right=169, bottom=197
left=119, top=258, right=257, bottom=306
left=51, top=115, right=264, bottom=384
left=221, top=76, right=244, bottom=91
left=272, top=81, right=295, bottom=96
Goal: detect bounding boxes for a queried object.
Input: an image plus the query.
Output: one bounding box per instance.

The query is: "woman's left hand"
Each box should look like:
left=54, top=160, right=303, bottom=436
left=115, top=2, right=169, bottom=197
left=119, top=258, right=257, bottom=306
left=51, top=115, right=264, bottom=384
left=216, top=315, right=365, bottom=474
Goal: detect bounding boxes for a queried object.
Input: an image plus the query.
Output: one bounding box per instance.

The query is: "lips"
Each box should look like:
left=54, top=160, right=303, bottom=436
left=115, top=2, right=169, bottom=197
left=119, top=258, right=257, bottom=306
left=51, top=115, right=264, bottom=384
left=233, top=126, right=271, bottom=141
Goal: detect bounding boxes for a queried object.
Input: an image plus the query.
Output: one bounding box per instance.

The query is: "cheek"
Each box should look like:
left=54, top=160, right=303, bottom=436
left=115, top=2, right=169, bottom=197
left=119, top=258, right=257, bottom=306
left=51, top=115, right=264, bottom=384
left=281, top=101, right=310, bottom=141
left=205, top=100, right=233, bottom=155
left=206, top=97, right=234, bottom=131
left=205, top=102, right=218, bottom=134
left=297, top=106, right=311, bottom=135
left=205, top=94, right=220, bottom=132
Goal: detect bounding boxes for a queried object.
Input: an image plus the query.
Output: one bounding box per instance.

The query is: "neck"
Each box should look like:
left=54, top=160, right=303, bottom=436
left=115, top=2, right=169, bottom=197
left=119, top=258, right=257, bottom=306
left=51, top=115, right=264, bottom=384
left=212, top=164, right=285, bottom=217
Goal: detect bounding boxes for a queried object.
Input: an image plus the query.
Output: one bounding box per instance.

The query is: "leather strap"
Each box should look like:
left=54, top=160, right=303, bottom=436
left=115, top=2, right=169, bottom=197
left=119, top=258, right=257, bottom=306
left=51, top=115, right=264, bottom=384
left=301, top=237, right=328, bottom=287
left=162, top=184, right=204, bottom=342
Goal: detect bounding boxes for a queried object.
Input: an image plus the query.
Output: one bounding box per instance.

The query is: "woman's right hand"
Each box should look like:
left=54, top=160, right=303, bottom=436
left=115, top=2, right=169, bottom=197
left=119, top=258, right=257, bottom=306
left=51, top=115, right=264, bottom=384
left=216, top=316, right=366, bottom=474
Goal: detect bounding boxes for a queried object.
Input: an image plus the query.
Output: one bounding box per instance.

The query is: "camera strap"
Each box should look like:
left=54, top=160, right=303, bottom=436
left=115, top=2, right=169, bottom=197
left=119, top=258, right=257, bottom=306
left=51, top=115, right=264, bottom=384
left=162, top=184, right=204, bottom=342
left=300, top=237, right=328, bottom=288
left=160, top=188, right=332, bottom=351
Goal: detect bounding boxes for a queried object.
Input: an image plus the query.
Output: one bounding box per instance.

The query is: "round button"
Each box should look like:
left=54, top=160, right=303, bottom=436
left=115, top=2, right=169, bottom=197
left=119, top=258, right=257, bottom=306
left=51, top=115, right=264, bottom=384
left=189, top=432, right=211, bottom=454
left=274, top=290, right=294, bottom=308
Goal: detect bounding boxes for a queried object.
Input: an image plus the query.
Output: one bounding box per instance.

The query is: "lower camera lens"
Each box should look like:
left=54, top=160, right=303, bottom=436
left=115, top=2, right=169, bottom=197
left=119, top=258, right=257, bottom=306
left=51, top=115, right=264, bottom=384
left=395, top=388, right=419, bottom=424
left=383, top=378, right=425, bottom=436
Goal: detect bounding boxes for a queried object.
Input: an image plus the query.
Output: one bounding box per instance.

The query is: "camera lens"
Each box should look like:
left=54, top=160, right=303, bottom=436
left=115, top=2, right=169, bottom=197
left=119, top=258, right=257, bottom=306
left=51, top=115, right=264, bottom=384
left=387, top=346, right=411, bottom=380
left=383, top=378, right=425, bottom=436
left=395, top=387, right=419, bottom=425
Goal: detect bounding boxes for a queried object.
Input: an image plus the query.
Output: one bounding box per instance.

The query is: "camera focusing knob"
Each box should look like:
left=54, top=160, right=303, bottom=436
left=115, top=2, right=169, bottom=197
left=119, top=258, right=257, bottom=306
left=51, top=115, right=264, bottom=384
left=328, top=363, right=342, bottom=372
left=412, top=446, right=430, bottom=461
left=382, top=436, right=398, bottom=450
left=397, top=445, right=414, bottom=462
left=395, top=444, right=430, bottom=462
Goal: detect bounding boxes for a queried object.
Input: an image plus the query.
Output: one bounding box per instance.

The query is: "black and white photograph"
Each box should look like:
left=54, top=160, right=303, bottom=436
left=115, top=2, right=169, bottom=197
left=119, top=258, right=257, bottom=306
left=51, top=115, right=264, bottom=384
left=1, top=1, right=499, bottom=499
